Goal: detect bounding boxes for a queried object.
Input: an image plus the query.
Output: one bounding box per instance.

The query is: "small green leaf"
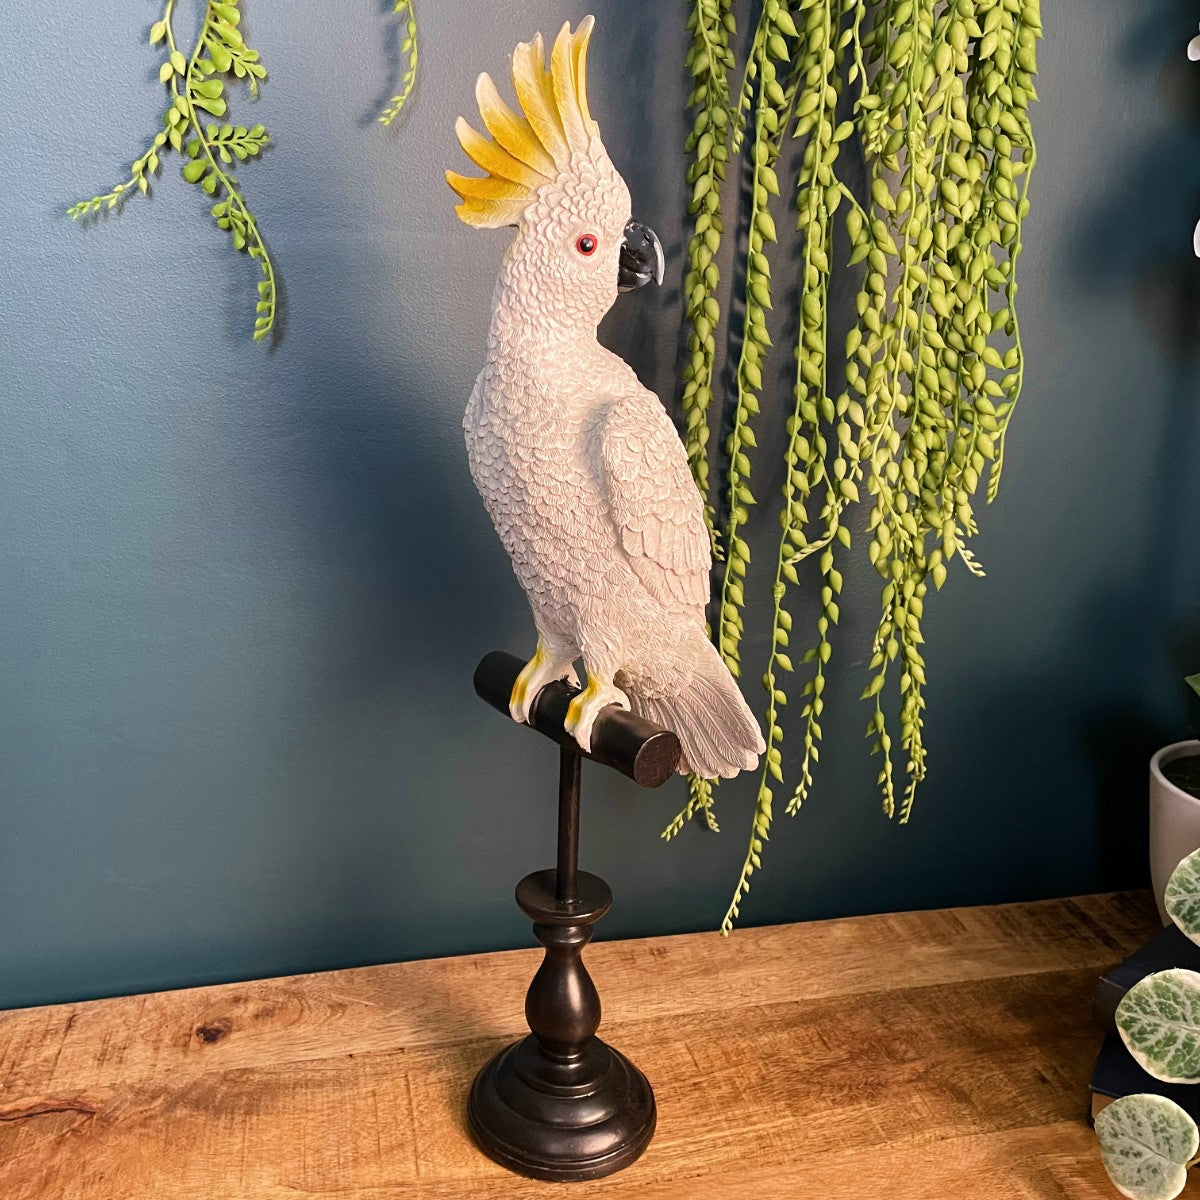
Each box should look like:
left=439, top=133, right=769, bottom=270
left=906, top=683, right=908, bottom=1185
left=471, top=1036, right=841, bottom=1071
left=149, top=20, right=167, bottom=43
left=1117, top=969, right=1200, bottom=1083
left=1095, top=1094, right=1197, bottom=1200
left=1165, top=847, right=1200, bottom=944
left=181, top=160, right=206, bottom=184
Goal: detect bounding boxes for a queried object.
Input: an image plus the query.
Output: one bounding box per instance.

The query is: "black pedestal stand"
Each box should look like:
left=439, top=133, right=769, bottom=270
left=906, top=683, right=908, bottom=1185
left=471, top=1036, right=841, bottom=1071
left=468, top=651, right=681, bottom=1182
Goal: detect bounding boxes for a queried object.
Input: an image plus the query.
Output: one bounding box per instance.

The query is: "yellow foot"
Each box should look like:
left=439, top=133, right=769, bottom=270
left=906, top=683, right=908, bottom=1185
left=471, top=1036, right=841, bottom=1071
left=509, top=641, right=580, bottom=724
left=563, top=678, right=630, bottom=755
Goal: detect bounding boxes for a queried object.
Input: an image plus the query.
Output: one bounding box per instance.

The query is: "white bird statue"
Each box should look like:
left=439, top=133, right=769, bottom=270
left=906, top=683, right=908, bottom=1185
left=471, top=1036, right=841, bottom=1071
left=449, top=17, right=764, bottom=780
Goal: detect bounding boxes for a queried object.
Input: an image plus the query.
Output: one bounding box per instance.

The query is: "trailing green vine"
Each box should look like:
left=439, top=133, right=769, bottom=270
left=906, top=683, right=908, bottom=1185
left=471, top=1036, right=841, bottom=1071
left=379, top=1, right=419, bottom=126
left=68, top=0, right=275, bottom=341
left=68, top=4, right=421, bottom=340
left=720, top=0, right=859, bottom=932
left=715, top=4, right=799, bottom=683
left=681, top=0, right=736, bottom=548
left=663, top=0, right=739, bottom=840
left=668, top=0, right=1042, bottom=929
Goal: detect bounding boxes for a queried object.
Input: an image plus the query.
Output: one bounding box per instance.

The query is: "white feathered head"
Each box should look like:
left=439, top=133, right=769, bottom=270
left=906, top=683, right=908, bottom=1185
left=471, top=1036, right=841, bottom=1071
left=447, top=17, right=663, bottom=327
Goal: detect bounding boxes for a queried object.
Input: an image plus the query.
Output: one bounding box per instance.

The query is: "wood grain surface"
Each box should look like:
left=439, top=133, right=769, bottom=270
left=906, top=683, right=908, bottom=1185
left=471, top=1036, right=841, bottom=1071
left=0, top=892, right=1171, bottom=1199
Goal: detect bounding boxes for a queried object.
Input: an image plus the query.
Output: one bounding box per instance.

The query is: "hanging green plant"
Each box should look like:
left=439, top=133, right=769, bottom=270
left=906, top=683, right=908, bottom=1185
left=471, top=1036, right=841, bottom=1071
left=379, top=1, right=420, bottom=126
left=667, top=0, right=740, bottom=839
left=670, top=0, right=1042, bottom=930
left=68, top=4, right=419, bottom=340
left=68, top=0, right=276, bottom=341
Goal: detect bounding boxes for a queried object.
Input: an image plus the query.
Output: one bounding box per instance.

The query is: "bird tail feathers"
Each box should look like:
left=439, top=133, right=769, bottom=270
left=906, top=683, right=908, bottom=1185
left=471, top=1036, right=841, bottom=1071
left=630, top=639, right=765, bottom=780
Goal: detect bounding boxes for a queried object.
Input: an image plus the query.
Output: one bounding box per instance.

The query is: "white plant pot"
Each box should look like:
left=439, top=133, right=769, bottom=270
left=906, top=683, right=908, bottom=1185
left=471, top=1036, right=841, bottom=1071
left=1150, top=740, right=1200, bottom=923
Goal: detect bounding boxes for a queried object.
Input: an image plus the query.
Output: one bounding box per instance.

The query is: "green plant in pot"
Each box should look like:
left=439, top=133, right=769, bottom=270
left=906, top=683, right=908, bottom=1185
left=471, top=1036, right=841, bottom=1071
left=1097, top=846, right=1200, bottom=1198
left=1150, top=676, right=1200, bottom=920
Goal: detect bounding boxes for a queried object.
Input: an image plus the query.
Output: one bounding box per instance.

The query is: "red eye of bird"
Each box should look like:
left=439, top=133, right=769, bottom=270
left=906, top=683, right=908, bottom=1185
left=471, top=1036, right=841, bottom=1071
left=575, top=234, right=597, bottom=256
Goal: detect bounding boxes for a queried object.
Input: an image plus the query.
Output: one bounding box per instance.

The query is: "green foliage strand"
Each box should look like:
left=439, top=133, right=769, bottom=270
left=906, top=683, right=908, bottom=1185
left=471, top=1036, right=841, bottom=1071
left=681, top=0, right=736, bottom=550
left=722, top=0, right=859, bottom=935
left=669, top=0, right=738, bottom=839
left=68, top=0, right=276, bottom=342
left=715, top=2, right=800, bottom=682
left=379, top=2, right=419, bottom=127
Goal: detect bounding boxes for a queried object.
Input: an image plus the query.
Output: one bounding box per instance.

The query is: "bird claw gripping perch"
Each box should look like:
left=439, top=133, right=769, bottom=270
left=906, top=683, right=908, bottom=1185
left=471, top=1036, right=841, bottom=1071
left=508, top=640, right=580, bottom=725
left=563, top=679, right=631, bottom=755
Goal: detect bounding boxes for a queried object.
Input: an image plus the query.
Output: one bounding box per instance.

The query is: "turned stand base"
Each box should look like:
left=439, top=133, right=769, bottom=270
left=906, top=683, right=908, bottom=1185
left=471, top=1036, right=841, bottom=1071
left=467, top=865, right=657, bottom=1181
left=467, top=1035, right=656, bottom=1182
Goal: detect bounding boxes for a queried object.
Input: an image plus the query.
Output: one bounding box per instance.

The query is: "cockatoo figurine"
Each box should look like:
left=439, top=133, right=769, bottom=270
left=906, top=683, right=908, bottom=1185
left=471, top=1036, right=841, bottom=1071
left=449, top=17, right=764, bottom=780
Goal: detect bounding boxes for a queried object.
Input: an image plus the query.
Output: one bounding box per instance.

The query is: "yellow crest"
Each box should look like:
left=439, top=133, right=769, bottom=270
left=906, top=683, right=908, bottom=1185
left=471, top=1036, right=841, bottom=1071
left=447, top=17, right=602, bottom=229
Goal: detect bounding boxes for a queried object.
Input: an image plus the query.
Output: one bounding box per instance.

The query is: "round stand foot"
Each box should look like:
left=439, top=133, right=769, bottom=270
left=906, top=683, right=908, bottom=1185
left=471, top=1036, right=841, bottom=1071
left=467, top=1033, right=656, bottom=1182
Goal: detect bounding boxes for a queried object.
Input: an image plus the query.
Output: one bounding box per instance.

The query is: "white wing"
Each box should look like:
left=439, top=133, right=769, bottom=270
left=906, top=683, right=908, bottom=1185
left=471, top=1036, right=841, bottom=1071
left=591, top=394, right=710, bottom=621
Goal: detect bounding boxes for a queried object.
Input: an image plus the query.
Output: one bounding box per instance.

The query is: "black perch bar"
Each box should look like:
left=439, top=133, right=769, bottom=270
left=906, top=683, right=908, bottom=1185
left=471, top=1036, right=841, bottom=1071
left=472, top=650, right=681, bottom=788
left=466, top=651, right=673, bottom=1182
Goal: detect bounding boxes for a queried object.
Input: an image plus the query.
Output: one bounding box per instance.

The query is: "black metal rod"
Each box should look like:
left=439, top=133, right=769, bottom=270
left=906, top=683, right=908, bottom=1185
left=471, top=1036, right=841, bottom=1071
left=473, top=651, right=681, bottom=788
left=555, top=747, right=581, bottom=904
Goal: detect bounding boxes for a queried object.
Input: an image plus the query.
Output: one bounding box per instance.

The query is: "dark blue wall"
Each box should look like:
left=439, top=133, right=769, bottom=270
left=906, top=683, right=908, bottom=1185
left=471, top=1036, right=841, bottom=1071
left=2, top=2, right=1198, bottom=1009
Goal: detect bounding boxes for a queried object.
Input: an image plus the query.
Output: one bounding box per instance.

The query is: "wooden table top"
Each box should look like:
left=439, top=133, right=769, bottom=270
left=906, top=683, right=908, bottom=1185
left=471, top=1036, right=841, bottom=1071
left=0, top=891, right=1172, bottom=1199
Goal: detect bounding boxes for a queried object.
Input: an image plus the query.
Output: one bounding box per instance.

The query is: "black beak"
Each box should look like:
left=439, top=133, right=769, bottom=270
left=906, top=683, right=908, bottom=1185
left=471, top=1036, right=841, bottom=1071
left=618, top=220, right=665, bottom=292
